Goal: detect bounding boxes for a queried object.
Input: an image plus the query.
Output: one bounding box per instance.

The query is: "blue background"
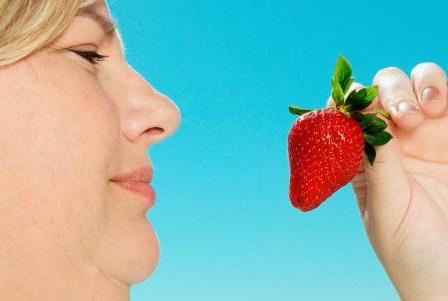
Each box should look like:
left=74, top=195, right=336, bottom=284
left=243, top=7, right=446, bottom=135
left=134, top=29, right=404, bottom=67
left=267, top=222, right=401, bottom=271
left=108, top=0, right=446, bottom=300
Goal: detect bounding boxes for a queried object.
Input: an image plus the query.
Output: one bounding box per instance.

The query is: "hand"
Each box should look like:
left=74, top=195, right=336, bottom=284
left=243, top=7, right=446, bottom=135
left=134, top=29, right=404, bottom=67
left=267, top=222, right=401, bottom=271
left=336, top=63, right=448, bottom=300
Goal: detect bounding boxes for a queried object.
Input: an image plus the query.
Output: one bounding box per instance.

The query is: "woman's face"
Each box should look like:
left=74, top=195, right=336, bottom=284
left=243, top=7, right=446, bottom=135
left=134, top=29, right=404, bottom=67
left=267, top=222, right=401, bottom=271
left=0, top=0, right=179, bottom=285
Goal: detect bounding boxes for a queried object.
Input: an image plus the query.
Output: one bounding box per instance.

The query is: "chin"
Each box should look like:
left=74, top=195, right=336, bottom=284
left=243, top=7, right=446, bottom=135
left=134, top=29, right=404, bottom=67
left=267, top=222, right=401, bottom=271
left=96, top=218, right=160, bottom=285
left=124, top=219, right=160, bottom=284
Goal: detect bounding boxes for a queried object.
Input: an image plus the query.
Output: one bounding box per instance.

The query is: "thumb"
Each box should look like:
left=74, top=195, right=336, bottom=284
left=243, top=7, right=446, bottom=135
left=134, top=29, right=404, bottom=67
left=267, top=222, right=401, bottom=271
left=362, top=118, right=411, bottom=222
left=327, top=82, right=412, bottom=222
left=363, top=68, right=421, bottom=224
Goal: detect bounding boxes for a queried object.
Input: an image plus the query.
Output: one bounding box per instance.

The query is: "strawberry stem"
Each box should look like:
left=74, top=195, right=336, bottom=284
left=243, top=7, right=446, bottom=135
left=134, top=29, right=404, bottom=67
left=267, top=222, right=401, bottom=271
left=338, top=105, right=351, bottom=116
left=372, top=108, right=392, bottom=120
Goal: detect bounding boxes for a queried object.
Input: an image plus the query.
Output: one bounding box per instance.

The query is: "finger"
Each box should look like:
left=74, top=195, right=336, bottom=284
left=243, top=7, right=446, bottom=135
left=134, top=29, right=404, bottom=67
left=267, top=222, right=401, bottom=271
left=411, top=62, right=448, bottom=118
left=351, top=171, right=367, bottom=218
left=358, top=70, right=413, bottom=227
left=373, top=67, right=424, bottom=131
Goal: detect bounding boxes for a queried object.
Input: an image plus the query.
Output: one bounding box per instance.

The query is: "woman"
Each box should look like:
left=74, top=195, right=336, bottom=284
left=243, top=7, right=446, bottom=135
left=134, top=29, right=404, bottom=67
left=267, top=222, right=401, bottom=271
left=0, top=0, right=447, bottom=300
left=0, top=0, right=179, bottom=300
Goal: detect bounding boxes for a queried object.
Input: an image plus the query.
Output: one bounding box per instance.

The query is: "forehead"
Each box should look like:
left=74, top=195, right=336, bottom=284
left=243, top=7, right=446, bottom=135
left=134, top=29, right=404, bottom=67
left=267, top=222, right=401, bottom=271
left=76, top=1, right=125, bottom=50
left=76, top=6, right=117, bottom=37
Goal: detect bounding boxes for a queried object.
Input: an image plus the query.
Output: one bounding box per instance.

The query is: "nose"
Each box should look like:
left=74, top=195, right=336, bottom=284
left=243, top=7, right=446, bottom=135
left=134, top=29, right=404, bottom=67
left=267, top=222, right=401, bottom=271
left=120, top=66, right=181, bottom=147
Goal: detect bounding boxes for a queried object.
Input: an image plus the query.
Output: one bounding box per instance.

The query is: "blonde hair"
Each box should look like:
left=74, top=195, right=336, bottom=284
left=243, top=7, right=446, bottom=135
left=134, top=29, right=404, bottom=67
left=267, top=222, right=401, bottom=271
left=0, top=0, right=96, bottom=67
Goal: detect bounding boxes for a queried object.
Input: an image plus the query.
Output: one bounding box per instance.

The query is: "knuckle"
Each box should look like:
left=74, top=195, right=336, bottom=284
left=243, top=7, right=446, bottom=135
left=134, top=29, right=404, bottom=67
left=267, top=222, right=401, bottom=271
left=411, top=62, right=446, bottom=79
left=373, top=67, right=409, bottom=87
left=373, top=67, right=403, bottom=82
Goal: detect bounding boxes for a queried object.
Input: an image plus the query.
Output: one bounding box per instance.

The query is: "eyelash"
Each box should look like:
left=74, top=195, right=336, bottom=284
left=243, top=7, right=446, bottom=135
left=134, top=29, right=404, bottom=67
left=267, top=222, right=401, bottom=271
left=71, top=50, right=108, bottom=65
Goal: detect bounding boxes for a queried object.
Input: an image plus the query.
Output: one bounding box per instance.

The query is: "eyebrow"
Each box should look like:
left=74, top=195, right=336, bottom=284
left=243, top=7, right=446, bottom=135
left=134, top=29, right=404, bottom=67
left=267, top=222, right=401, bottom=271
left=76, top=6, right=118, bottom=37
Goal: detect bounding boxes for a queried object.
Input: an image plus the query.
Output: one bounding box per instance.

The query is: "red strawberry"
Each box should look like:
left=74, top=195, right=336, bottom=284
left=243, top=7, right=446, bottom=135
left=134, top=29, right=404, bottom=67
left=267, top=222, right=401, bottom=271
left=288, top=56, right=393, bottom=212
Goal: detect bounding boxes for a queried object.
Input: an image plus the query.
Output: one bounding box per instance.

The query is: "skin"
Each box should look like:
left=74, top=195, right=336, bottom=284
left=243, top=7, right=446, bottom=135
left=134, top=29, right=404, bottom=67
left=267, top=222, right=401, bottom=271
left=0, top=1, right=180, bottom=300
left=328, top=63, right=448, bottom=300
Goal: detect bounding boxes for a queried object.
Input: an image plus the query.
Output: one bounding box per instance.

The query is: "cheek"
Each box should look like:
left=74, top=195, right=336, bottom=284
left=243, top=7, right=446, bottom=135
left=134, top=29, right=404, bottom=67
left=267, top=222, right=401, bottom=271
left=0, top=53, right=120, bottom=258
left=0, top=52, right=159, bottom=283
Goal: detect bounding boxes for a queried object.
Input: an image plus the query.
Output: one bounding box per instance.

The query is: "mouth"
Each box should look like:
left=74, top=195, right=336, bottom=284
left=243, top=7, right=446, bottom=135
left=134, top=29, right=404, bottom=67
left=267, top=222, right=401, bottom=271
left=111, top=180, right=156, bottom=207
left=111, top=166, right=156, bottom=207
left=111, top=166, right=153, bottom=182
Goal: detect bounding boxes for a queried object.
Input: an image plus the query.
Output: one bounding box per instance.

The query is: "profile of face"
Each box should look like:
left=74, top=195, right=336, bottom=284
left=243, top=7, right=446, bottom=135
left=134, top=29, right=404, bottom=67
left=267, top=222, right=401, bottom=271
left=0, top=0, right=180, bottom=287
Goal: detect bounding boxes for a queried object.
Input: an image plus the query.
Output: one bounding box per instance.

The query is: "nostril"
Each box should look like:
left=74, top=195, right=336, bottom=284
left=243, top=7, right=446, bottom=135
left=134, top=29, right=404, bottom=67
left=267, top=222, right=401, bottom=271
left=144, top=127, right=164, bottom=136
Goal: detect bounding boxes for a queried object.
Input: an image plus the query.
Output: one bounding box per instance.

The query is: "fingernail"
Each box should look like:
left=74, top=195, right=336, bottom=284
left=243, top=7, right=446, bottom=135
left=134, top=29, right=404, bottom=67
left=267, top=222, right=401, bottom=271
left=421, top=87, right=440, bottom=104
left=390, top=101, right=420, bottom=118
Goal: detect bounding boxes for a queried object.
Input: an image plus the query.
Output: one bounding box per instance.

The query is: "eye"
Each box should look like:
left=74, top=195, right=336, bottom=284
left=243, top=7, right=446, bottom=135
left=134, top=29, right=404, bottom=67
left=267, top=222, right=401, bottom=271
left=71, top=50, right=108, bottom=65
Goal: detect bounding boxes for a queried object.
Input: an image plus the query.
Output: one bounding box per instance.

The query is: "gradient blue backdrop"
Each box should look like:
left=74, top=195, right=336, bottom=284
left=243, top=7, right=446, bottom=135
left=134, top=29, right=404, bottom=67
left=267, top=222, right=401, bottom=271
left=107, top=1, right=446, bottom=300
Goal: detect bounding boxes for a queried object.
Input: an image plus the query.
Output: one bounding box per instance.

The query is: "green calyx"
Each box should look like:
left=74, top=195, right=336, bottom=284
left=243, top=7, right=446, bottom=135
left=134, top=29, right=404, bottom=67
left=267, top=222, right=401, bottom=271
left=289, top=55, right=394, bottom=167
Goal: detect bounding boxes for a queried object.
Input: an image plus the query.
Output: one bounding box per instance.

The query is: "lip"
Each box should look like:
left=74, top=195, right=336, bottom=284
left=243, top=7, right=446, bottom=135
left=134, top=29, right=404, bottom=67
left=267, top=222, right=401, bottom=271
left=111, top=166, right=153, bottom=183
left=111, top=166, right=155, bottom=206
left=112, top=181, right=156, bottom=206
